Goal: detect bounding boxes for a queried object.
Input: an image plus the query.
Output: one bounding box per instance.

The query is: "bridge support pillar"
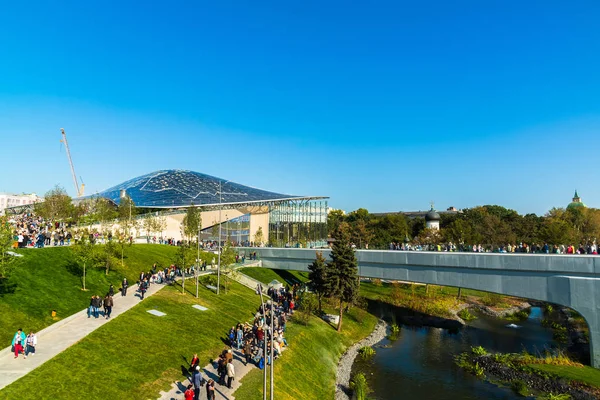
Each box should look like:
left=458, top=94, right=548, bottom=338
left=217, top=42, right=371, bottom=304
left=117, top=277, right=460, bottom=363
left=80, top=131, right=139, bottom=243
left=549, top=276, right=600, bottom=368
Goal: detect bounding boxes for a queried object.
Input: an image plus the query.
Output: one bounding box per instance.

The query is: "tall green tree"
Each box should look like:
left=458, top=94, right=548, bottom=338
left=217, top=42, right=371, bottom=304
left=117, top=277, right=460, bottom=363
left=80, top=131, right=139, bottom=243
left=308, top=251, right=328, bottom=313
left=325, top=223, right=360, bottom=332
left=117, top=196, right=138, bottom=239
left=72, top=233, right=96, bottom=290
left=182, top=205, right=202, bottom=243
left=35, top=185, right=75, bottom=222
left=0, top=217, right=17, bottom=281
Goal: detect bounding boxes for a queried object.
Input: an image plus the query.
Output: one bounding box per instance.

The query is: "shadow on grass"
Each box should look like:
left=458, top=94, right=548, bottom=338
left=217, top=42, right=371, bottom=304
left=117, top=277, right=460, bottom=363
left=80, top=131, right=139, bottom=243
left=0, top=277, right=17, bottom=296
left=274, top=270, right=304, bottom=286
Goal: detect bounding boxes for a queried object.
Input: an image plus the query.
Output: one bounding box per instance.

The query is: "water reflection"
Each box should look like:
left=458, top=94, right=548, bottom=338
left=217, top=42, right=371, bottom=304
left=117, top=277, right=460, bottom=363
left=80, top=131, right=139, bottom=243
left=353, top=307, right=555, bottom=400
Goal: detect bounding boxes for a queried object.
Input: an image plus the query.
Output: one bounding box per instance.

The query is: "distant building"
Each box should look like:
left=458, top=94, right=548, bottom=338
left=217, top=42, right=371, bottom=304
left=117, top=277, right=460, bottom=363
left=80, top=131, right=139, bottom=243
left=425, top=207, right=441, bottom=230
left=0, top=193, right=42, bottom=216
left=373, top=205, right=460, bottom=220
left=567, top=190, right=586, bottom=210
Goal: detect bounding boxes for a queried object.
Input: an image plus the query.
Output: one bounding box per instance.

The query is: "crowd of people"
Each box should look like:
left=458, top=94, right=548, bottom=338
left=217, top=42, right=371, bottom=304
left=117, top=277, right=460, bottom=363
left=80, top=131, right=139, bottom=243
left=179, top=283, right=296, bottom=400
left=9, top=213, right=74, bottom=248
left=388, top=241, right=600, bottom=255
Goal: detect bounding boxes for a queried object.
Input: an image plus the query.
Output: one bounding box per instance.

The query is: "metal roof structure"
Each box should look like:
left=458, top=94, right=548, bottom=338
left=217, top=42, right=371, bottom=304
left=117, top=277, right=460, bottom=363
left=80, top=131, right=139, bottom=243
left=83, top=169, right=326, bottom=209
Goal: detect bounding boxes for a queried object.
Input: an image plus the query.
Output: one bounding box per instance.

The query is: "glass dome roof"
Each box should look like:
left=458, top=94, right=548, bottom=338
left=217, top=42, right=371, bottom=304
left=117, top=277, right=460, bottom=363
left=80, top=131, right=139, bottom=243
left=88, top=170, right=303, bottom=208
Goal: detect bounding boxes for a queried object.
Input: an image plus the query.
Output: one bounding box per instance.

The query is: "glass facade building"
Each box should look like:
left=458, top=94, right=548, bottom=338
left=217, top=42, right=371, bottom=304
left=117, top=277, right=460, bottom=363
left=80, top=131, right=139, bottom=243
left=85, top=169, right=329, bottom=247
left=268, top=199, right=328, bottom=248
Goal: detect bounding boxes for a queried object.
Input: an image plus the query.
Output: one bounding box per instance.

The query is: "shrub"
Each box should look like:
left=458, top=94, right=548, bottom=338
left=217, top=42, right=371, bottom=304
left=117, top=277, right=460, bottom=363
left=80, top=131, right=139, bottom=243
left=458, top=308, right=477, bottom=321
left=358, top=346, right=376, bottom=359
left=372, top=278, right=382, bottom=286
left=350, top=373, right=370, bottom=400
left=471, top=346, right=487, bottom=356
left=388, top=323, right=401, bottom=340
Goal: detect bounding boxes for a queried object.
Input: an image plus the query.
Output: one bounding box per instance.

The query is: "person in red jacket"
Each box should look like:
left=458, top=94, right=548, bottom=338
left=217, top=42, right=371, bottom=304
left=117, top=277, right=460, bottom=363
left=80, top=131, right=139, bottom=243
left=184, top=384, right=194, bottom=400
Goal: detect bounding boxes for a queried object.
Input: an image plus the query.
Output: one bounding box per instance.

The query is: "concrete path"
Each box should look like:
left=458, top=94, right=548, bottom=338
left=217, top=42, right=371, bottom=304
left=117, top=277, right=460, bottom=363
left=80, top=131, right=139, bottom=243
left=157, top=348, right=259, bottom=400
left=0, top=280, right=167, bottom=391
left=0, top=262, right=263, bottom=395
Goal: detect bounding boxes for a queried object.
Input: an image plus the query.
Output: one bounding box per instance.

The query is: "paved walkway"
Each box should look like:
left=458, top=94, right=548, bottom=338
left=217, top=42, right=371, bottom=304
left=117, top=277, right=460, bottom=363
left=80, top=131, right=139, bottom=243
left=0, top=262, right=263, bottom=395
left=157, top=347, right=260, bottom=400
left=0, top=280, right=166, bottom=391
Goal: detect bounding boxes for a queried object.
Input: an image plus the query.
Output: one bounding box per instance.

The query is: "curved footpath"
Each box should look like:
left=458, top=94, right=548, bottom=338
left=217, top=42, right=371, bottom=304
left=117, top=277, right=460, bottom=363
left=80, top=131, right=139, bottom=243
left=335, top=320, right=388, bottom=400
left=0, top=279, right=168, bottom=391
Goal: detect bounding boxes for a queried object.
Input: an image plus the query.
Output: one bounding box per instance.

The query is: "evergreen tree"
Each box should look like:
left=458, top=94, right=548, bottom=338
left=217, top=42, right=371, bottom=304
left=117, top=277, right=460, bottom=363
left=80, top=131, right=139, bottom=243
left=325, top=223, right=359, bottom=332
left=308, top=251, right=327, bottom=314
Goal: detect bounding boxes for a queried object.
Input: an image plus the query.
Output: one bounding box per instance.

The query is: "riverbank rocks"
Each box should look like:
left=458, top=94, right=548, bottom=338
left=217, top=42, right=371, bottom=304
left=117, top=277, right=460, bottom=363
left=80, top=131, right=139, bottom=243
left=473, top=355, right=597, bottom=400
left=335, top=320, right=388, bottom=400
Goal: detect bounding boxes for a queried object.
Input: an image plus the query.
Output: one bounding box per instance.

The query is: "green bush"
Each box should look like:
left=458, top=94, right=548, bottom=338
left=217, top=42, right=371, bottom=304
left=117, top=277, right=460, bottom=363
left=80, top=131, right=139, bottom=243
left=471, top=346, right=487, bottom=356
left=458, top=308, right=477, bottom=321
left=350, top=373, right=370, bottom=400
left=358, top=346, right=376, bottom=359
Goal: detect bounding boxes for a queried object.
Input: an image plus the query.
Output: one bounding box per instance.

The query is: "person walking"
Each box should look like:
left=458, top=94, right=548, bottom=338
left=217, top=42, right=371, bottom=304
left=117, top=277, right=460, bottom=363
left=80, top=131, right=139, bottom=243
left=108, top=284, right=115, bottom=296
left=226, top=358, right=235, bottom=389
left=121, top=278, right=128, bottom=296
left=24, top=331, right=37, bottom=358
left=192, top=365, right=204, bottom=400
left=12, top=328, right=26, bottom=359
left=103, top=294, right=114, bottom=319
left=139, top=279, right=148, bottom=300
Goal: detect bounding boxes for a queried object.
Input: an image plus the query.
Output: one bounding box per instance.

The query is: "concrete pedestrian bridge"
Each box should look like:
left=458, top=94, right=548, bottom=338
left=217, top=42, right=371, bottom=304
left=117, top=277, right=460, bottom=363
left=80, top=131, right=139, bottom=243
left=237, top=247, right=600, bottom=367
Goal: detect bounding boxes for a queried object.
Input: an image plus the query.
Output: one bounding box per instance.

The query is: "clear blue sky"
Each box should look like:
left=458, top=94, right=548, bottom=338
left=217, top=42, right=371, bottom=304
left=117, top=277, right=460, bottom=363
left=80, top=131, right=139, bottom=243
left=1, top=1, right=598, bottom=215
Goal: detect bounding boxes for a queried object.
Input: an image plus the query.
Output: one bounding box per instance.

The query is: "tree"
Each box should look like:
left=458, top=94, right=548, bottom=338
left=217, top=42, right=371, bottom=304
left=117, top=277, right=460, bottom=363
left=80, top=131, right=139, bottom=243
left=220, top=245, right=237, bottom=294
left=182, top=205, right=202, bottom=243
left=72, top=233, right=96, bottom=290
left=0, top=216, right=17, bottom=282
left=99, top=240, right=119, bottom=275
left=35, top=185, right=74, bottom=222
left=117, top=196, right=138, bottom=239
left=308, top=251, right=327, bottom=314
left=327, top=209, right=346, bottom=235
left=253, top=226, right=264, bottom=245
left=174, top=242, right=195, bottom=294
left=325, top=223, right=359, bottom=332
left=155, top=215, right=168, bottom=240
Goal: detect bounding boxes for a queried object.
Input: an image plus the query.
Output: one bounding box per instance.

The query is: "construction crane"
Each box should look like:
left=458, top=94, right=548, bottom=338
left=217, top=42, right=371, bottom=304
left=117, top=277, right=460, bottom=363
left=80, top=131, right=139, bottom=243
left=60, top=128, right=85, bottom=197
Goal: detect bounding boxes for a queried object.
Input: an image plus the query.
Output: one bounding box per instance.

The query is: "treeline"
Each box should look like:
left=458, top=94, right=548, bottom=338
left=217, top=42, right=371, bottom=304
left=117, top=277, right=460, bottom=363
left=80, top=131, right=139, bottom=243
left=328, top=205, right=600, bottom=249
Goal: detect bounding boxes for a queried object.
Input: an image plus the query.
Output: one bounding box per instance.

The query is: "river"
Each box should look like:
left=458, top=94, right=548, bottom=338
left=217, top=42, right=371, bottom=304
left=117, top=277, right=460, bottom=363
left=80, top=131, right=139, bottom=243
left=352, top=307, right=556, bottom=399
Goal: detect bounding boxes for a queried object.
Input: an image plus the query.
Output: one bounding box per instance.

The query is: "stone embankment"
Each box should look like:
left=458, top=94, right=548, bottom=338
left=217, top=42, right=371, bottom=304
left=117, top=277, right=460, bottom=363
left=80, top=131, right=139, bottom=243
left=335, top=320, right=388, bottom=400
left=473, top=355, right=598, bottom=400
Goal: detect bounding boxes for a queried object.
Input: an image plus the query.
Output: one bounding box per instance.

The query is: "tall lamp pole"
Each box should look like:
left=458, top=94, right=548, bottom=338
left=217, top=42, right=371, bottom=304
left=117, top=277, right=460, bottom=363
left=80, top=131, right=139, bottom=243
left=196, top=220, right=200, bottom=298
left=270, top=301, right=275, bottom=400
left=258, top=285, right=268, bottom=400
left=217, top=182, right=222, bottom=295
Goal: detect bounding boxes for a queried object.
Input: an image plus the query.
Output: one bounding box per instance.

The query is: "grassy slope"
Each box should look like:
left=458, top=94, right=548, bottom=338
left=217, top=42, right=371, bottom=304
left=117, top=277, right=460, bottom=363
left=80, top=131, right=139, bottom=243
left=529, top=364, right=600, bottom=388
left=0, top=279, right=262, bottom=400
left=235, top=307, right=377, bottom=400
left=239, top=267, right=309, bottom=286
left=0, top=244, right=179, bottom=345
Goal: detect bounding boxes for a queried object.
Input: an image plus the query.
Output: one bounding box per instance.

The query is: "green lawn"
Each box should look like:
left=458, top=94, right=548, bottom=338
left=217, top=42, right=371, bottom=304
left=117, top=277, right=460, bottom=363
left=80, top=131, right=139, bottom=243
left=0, top=244, right=179, bottom=346
left=234, top=306, right=378, bottom=400
left=0, top=279, right=262, bottom=400
left=529, top=364, right=600, bottom=388
left=239, top=267, right=309, bottom=286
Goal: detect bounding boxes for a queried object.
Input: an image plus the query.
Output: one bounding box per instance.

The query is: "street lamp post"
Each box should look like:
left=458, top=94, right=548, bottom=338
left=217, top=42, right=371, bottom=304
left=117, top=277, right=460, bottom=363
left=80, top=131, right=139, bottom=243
left=257, top=285, right=268, bottom=400
left=196, top=222, right=200, bottom=298
left=270, top=301, right=275, bottom=400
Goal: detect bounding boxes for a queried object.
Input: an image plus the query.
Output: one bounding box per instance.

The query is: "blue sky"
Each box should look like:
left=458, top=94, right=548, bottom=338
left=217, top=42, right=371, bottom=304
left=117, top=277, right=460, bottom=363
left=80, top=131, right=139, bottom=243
left=1, top=1, right=598, bottom=215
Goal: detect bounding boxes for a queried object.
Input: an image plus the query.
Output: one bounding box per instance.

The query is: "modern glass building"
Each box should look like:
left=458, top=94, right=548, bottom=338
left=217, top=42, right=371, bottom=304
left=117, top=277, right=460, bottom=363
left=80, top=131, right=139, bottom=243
left=84, top=169, right=328, bottom=247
